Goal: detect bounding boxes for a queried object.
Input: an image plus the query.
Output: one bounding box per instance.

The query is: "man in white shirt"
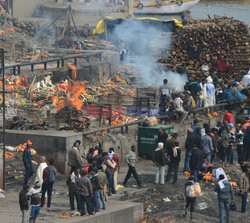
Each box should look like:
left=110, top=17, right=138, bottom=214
left=35, top=156, right=48, bottom=187
left=174, top=94, right=188, bottom=122
left=241, top=70, right=250, bottom=89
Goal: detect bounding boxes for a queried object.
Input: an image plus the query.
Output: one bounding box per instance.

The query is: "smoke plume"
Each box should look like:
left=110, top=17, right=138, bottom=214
left=112, top=19, right=187, bottom=90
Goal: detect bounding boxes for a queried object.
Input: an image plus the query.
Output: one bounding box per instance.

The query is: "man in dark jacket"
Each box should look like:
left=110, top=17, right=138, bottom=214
left=152, top=142, right=166, bottom=184
left=189, top=145, right=205, bottom=182
left=41, top=159, right=57, bottom=208
left=166, top=141, right=181, bottom=184
left=214, top=174, right=234, bottom=223
left=165, top=132, right=178, bottom=154
left=68, top=140, right=82, bottom=173
left=76, top=170, right=94, bottom=216
left=158, top=128, right=168, bottom=148
left=184, top=77, right=201, bottom=104
left=19, top=185, right=30, bottom=223
left=66, top=168, right=81, bottom=212
left=183, top=128, right=194, bottom=172
left=23, top=140, right=34, bottom=185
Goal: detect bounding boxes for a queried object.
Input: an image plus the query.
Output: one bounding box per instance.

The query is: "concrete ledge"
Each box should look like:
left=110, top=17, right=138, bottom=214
left=60, top=200, right=143, bottom=223
left=0, top=130, right=82, bottom=173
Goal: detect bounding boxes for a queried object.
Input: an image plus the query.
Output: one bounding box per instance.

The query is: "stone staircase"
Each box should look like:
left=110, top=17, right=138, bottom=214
left=5, top=151, right=39, bottom=190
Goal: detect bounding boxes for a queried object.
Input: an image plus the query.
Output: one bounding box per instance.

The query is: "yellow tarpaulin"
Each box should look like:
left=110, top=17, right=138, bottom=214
left=92, top=17, right=182, bottom=35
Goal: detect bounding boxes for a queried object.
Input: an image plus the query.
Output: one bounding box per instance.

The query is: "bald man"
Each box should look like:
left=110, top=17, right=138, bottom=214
left=35, top=156, right=48, bottom=187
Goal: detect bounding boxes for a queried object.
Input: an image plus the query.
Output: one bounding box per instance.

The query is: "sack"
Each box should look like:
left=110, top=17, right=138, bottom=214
left=191, top=96, right=196, bottom=109
left=186, top=183, right=201, bottom=198
left=48, top=167, right=56, bottom=183
left=230, top=202, right=237, bottom=211
left=238, top=92, right=243, bottom=101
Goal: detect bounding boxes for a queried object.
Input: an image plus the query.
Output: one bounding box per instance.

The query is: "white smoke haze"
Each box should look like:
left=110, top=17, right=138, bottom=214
left=112, top=19, right=187, bottom=90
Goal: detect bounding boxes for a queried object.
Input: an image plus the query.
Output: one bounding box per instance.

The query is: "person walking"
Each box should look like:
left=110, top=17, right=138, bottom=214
left=34, top=156, right=47, bottom=187
left=27, top=182, right=41, bottom=223
left=40, top=159, right=57, bottom=208
left=239, top=166, right=249, bottom=213
left=201, top=128, right=214, bottom=163
left=152, top=142, right=166, bottom=184
left=189, top=145, right=204, bottom=182
left=19, top=185, right=30, bottom=223
left=123, top=145, right=142, bottom=187
left=214, top=174, right=234, bottom=223
left=184, top=175, right=196, bottom=223
left=68, top=140, right=82, bottom=173
left=66, top=168, right=81, bottom=212
left=23, top=140, right=34, bottom=185
left=166, top=141, right=181, bottom=184
left=76, top=170, right=94, bottom=216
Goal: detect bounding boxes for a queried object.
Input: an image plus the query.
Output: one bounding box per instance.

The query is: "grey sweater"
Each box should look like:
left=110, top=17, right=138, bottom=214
left=214, top=180, right=234, bottom=200
left=126, top=151, right=136, bottom=167
left=201, top=134, right=213, bottom=154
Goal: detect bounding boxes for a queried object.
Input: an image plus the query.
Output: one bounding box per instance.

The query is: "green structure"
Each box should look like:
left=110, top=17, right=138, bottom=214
left=138, top=124, right=174, bottom=157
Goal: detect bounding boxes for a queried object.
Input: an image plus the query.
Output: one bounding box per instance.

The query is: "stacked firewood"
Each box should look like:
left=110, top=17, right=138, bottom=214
left=159, top=16, right=250, bottom=79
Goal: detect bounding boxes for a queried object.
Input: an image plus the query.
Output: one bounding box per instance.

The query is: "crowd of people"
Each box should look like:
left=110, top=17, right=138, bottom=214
left=153, top=111, right=250, bottom=223
left=159, top=70, right=250, bottom=122
left=19, top=139, right=142, bottom=222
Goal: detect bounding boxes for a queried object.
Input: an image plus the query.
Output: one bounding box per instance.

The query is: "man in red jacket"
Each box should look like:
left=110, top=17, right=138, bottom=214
left=223, top=111, right=233, bottom=124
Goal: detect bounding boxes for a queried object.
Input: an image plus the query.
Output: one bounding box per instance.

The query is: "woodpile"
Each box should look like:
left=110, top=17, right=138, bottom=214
left=159, top=16, right=250, bottom=79
left=0, top=13, right=36, bottom=36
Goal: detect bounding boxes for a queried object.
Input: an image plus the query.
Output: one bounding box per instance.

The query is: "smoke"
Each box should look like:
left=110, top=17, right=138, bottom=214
left=112, top=19, right=187, bottom=90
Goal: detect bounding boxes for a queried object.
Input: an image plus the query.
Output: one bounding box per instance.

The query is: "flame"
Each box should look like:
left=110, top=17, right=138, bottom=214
left=68, top=81, right=86, bottom=111
left=114, top=74, right=125, bottom=83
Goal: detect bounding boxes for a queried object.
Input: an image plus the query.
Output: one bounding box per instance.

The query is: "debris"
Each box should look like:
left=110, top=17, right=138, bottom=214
left=0, top=193, right=6, bottom=198
left=5, top=146, right=16, bottom=152
left=163, top=197, right=171, bottom=202
left=198, top=202, right=208, bottom=210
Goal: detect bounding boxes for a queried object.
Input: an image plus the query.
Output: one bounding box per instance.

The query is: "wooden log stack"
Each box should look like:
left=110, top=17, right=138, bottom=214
left=159, top=16, right=250, bottom=79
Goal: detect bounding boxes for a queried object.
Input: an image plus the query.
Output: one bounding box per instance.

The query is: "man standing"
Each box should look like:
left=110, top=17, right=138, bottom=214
left=240, top=166, right=249, bottom=213
left=201, top=128, right=214, bottom=163
left=190, top=120, right=199, bottom=134
left=102, top=152, right=116, bottom=195
left=27, top=182, right=41, bottom=223
left=41, top=159, right=57, bottom=208
left=183, top=128, right=195, bottom=172
left=66, top=168, right=81, bottom=212
left=76, top=170, right=94, bottom=216
left=123, top=145, right=142, bottom=187
left=23, top=140, right=34, bottom=185
left=68, top=140, right=82, bottom=173
left=214, top=174, right=234, bottom=223
left=96, top=166, right=108, bottom=210
left=204, top=76, right=215, bottom=107
left=152, top=142, right=166, bottom=184
left=34, top=156, right=47, bottom=187
left=174, top=94, right=188, bottom=122
left=109, top=147, right=120, bottom=192
left=189, top=145, right=204, bottom=182
left=166, top=141, right=181, bottom=184
left=157, top=127, right=168, bottom=146
left=19, top=185, right=30, bottom=223
left=160, top=79, right=171, bottom=101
